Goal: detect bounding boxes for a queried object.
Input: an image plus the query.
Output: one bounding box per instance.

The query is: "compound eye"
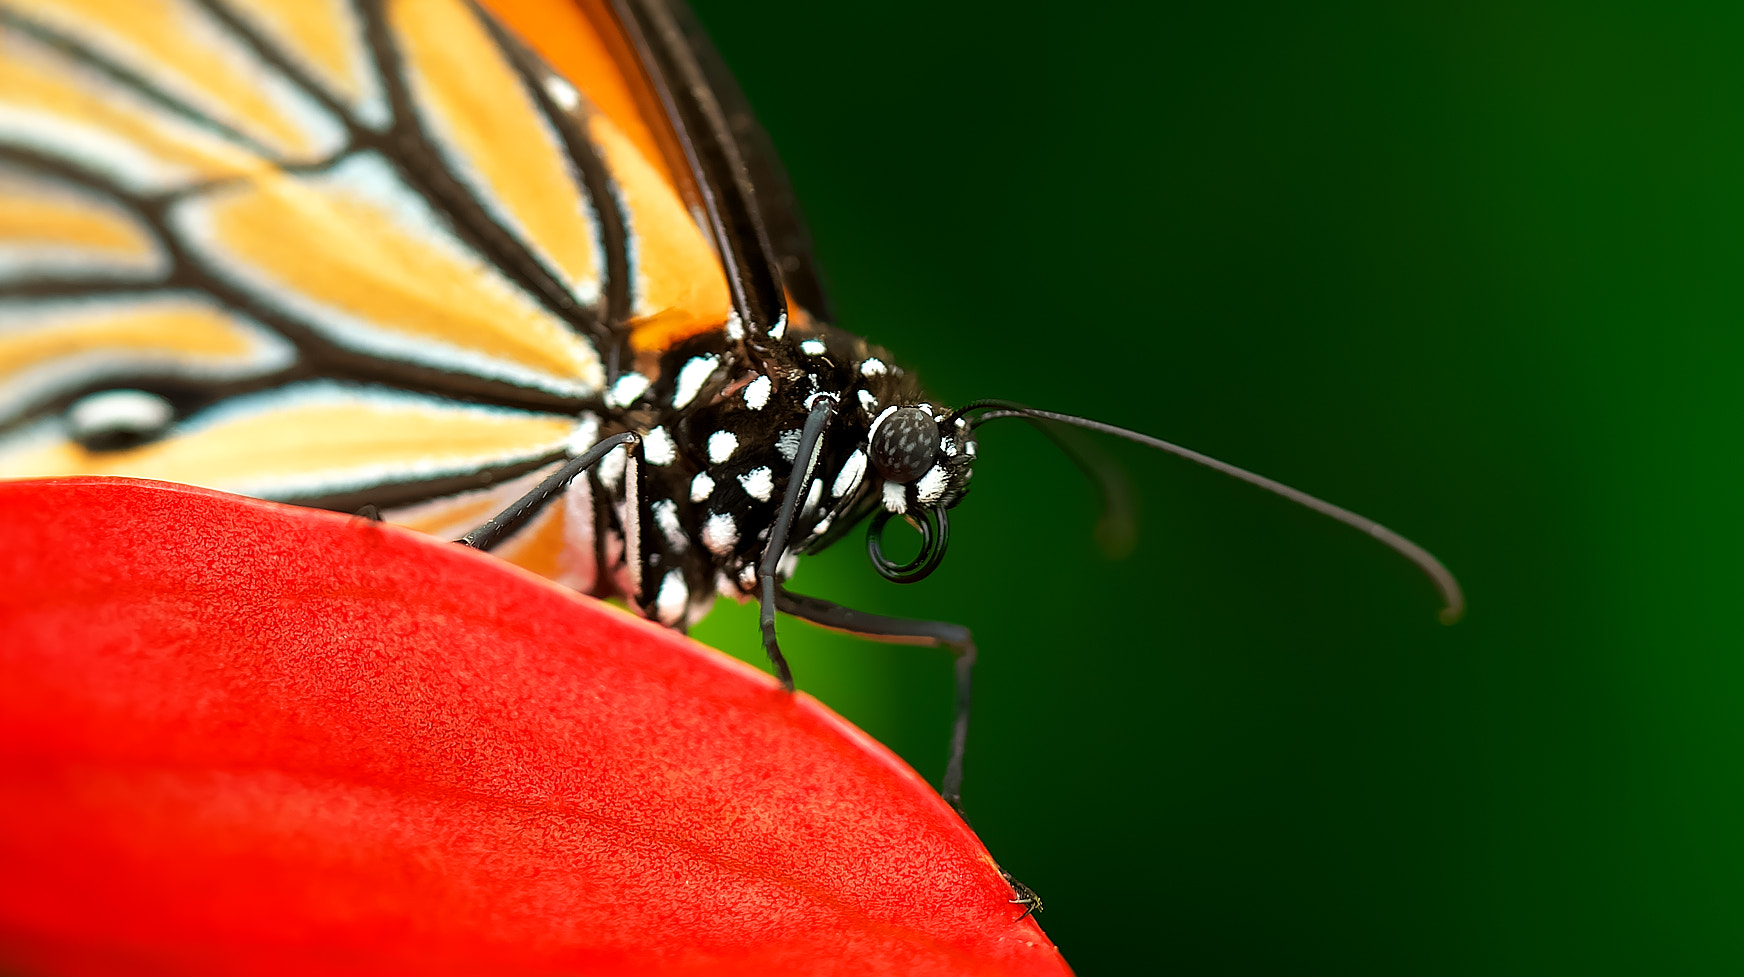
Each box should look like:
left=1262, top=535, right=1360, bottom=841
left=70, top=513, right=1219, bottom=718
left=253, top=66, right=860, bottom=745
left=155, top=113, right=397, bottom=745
left=869, top=407, right=939, bottom=483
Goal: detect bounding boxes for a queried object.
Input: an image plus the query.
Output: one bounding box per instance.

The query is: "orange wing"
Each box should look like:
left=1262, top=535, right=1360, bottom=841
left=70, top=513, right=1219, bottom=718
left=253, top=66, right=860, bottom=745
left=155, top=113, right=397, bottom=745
left=0, top=0, right=733, bottom=580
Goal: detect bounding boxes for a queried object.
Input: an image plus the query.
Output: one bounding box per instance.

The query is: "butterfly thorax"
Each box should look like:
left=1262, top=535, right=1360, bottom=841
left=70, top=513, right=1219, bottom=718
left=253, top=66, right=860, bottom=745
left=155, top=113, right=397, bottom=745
left=592, top=316, right=977, bottom=624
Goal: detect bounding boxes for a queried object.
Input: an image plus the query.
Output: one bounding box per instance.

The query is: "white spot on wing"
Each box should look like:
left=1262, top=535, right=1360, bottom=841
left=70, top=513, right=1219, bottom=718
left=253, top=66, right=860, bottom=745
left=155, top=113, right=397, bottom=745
left=860, top=358, right=887, bottom=377
left=707, top=430, right=738, bottom=464
left=702, top=513, right=738, bottom=555
left=743, top=375, right=771, bottom=410
left=882, top=479, right=907, bottom=514
left=690, top=471, right=714, bottom=503
left=832, top=449, right=866, bottom=498
left=562, top=415, right=599, bottom=455
left=544, top=75, right=580, bottom=111
left=66, top=389, right=172, bottom=440
left=606, top=372, right=649, bottom=408
left=671, top=355, right=718, bottom=409
left=801, top=478, right=823, bottom=517
left=738, top=467, right=774, bottom=502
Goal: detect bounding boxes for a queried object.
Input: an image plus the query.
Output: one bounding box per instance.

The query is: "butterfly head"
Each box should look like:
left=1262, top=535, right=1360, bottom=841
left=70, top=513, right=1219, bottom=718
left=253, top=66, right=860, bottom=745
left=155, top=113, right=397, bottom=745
left=727, top=322, right=975, bottom=583
left=856, top=399, right=976, bottom=583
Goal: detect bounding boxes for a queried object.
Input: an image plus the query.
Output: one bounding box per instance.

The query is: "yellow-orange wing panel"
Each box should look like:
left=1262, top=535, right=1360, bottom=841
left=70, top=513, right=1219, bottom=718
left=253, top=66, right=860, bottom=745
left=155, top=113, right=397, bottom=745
left=170, top=153, right=604, bottom=398
left=0, top=0, right=746, bottom=575
left=0, top=381, right=581, bottom=502
left=482, top=0, right=732, bottom=353
left=0, top=163, right=167, bottom=283
left=389, top=0, right=606, bottom=311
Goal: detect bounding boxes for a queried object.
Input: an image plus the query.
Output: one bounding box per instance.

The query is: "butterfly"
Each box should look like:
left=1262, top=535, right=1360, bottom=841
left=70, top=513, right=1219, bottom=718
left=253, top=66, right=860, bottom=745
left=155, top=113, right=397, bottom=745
left=0, top=0, right=1462, bottom=872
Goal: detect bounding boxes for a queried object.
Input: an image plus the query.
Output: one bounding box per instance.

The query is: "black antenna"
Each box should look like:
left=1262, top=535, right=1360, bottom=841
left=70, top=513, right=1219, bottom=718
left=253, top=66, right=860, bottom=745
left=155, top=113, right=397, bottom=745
left=953, top=401, right=1465, bottom=624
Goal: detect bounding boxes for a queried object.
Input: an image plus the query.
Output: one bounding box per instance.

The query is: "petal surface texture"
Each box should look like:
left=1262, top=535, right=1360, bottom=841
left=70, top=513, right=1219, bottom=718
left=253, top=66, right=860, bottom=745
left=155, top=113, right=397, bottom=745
left=0, top=477, right=1070, bottom=977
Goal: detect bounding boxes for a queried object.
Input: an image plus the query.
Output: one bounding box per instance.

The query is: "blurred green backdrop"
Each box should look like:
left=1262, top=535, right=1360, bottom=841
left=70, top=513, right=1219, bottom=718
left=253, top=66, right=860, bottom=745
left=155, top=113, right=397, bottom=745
left=683, top=1, right=1742, bottom=973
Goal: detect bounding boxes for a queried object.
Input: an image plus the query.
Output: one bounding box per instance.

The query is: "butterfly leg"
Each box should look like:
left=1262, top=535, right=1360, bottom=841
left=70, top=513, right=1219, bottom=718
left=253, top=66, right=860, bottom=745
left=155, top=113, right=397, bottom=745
left=456, top=432, right=639, bottom=551
left=773, top=584, right=1042, bottom=918
left=772, top=586, right=975, bottom=811
left=757, top=396, right=839, bottom=692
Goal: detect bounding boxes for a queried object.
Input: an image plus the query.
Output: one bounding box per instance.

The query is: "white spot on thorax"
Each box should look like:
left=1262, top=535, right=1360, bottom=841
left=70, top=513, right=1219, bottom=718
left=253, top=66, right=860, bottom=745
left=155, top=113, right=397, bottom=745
left=655, top=571, right=688, bottom=625
left=738, top=467, right=774, bottom=502
left=596, top=445, right=626, bottom=489
left=882, top=479, right=907, bottom=513
left=832, top=449, right=866, bottom=498
left=642, top=426, right=675, bottom=465
left=738, top=563, right=759, bottom=588
left=859, top=358, right=887, bottom=377
left=652, top=498, right=686, bottom=549
left=724, top=310, right=744, bottom=341
left=702, top=512, right=737, bottom=555
left=606, top=372, right=649, bottom=408
left=775, top=429, right=801, bottom=462
left=707, top=430, right=738, bottom=464
left=671, top=354, right=718, bottom=409
left=690, top=471, right=714, bottom=503
left=743, top=374, right=771, bottom=410
left=858, top=389, right=878, bottom=414
left=767, top=313, right=787, bottom=339
left=801, top=478, right=823, bottom=517
left=915, top=464, right=948, bottom=504
left=800, top=339, right=826, bottom=356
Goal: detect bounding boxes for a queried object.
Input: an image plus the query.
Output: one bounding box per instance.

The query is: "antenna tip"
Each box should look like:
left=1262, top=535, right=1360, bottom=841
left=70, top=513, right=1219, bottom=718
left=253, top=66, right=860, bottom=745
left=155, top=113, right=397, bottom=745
left=1436, top=591, right=1466, bottom=626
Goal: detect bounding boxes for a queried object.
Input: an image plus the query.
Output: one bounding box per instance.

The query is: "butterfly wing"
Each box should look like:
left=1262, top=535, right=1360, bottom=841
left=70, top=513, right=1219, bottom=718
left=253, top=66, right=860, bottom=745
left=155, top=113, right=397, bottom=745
left=0, top=0, right=749, bottom=578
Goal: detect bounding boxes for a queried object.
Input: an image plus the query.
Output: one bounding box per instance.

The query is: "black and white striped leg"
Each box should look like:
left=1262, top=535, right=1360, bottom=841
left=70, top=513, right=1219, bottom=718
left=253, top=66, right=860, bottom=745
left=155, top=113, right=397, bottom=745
left=758, top=396, right=838, bottom=692
left=456, top=432, right=640, bottom=551
left=772, top=586, right=976, bottom=812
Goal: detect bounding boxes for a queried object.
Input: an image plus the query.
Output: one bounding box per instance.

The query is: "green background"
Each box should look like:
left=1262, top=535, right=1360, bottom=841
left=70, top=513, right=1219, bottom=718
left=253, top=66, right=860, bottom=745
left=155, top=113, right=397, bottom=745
left=685, top=2, right=1743, bottom=973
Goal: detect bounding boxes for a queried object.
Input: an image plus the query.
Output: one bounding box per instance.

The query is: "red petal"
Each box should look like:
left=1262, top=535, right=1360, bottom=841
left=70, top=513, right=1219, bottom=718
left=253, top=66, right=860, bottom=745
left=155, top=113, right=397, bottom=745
left=0, top=478, right=1070, bottom=977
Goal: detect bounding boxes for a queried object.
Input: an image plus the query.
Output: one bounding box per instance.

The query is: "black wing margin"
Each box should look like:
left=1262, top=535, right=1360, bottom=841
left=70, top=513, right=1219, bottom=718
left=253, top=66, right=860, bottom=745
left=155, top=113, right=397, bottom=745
left=606, top=0, right=834, bottom=331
